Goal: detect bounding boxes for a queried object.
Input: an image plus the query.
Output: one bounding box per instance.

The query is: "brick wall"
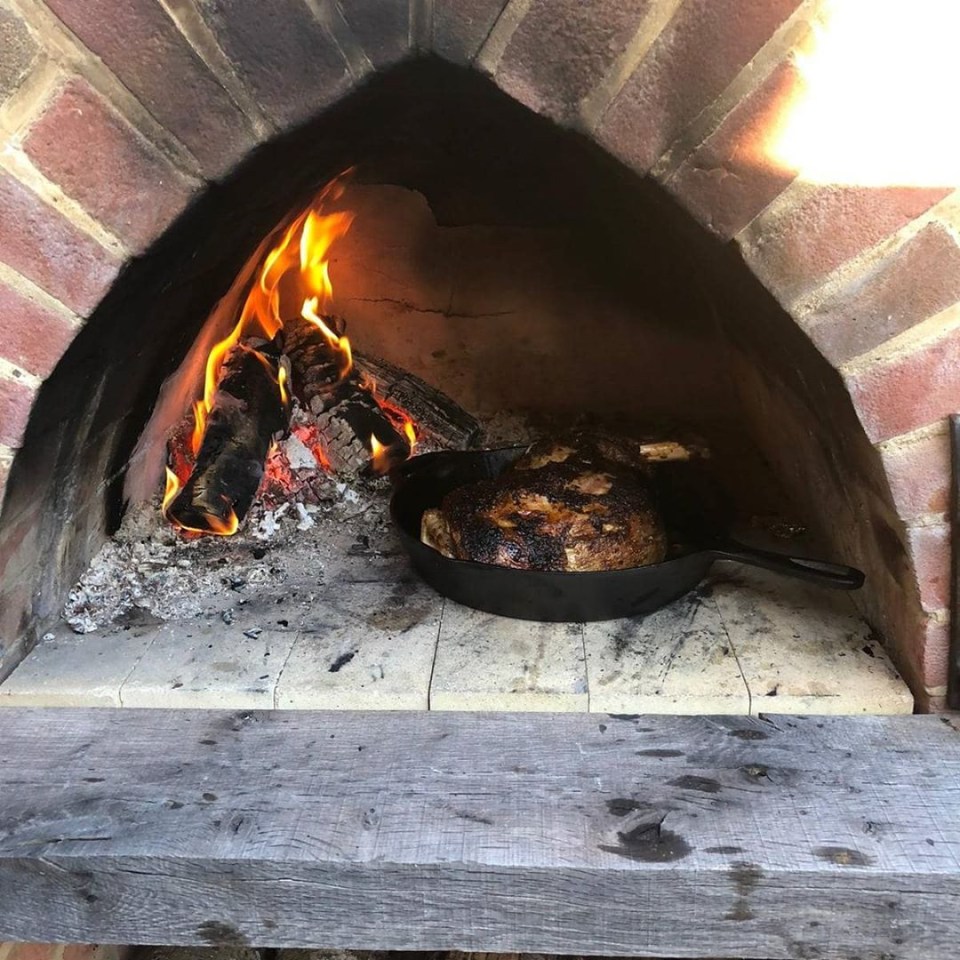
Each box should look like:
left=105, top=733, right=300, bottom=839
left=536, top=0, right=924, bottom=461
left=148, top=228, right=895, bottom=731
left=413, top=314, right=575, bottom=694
left=0, top=0, right=955, bottom=712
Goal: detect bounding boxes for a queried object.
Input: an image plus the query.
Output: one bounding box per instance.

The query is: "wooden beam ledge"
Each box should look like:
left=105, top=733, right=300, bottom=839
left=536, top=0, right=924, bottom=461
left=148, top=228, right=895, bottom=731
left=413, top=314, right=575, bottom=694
left=0, top=708, right=958, bottom=958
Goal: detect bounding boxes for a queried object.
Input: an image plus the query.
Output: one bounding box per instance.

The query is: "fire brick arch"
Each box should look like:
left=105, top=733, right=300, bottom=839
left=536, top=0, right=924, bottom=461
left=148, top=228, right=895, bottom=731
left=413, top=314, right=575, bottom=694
left=0, top=0, right=955, bottom=706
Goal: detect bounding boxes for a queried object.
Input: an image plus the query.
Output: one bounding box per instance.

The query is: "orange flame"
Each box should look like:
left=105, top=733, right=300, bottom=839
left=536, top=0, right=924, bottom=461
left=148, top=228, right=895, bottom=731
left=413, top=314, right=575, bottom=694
left=162, top=466, right=240, bottom=536
left=300, top=208, right=355, bottom=306
left=162, top=466, right=180, bottom=515
left=188, top=174, right=354, bottom=464
left=301, top=296, right=353, bottom=383
left=168, top=173, right=355, bottom=535
left=357, top=371, right=418, bottom=474
left=379, top=396, right=418, bottom=456
left=167, top=168, right=421, bottom=533
left=369, top=434, right=390, bottom=474
left=192, top=177, right=354, bottom=450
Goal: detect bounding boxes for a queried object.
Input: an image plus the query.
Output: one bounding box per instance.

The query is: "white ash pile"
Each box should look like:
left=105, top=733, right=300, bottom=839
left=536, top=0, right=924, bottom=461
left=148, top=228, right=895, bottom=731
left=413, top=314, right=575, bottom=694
left=63, top=472, right=394, bottom=635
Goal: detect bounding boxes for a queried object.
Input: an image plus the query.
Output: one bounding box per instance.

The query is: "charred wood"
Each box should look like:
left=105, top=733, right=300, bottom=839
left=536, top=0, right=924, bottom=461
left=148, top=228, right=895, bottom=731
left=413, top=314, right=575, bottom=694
left=355, top=354, right=481, bottom=452
left=315, top=378, right=409, bottom=476
left=280, top=314, right=407, bottom=475
left=166, top=337, right=289, bottom=531
left=279, top=313, right=348, bottom=410
left=280, top=315, right=479, bottom=477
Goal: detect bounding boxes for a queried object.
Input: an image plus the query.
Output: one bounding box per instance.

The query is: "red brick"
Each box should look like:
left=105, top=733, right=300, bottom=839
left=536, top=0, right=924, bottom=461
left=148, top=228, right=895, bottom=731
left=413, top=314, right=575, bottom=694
left=907, top=522, right=950, bottom=613
left=197, top=0, right=352, bottom=128
left=340, top=0, right=409, bottom=68
left=0, top=375, right=34, bottom=446
left=663, top=59, right=800, bottom=238
left=23, top=77, right=197, bottom=253
left=0, top=173, right=120, bottom=315
left=918, top=613, right=950, bottom=693
left=598, top=0, right=802, bottom=173
left=801, top=223, right=960, bottom=365
left=494, top=0, right=654, bottom=123
left=0, top=3, right=38, bottom=103
left=846, top=319, right=960, bottom=443
left=0, top=281, right=75, bottom=378
left=434, top=0, right=510, bottom=63
left=741, top=183, right=950, bottom=303
left=879, top=426, right=950, bottom=522
left=44, top=0, right=257, bottom=178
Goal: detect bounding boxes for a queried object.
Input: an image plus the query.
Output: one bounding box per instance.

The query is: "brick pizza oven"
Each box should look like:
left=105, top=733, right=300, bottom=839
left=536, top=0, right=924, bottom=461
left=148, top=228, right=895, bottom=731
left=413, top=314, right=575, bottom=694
left=0, top=0, right=956, bottom=715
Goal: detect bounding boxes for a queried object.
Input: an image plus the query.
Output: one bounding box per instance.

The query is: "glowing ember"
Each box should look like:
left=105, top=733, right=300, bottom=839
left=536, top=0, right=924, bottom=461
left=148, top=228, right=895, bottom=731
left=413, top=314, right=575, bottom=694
left=767, top=0, right=960, bottom=187
left=359, top=372, right=418, bottom=470
left=165, top=170, right=420, bottom=535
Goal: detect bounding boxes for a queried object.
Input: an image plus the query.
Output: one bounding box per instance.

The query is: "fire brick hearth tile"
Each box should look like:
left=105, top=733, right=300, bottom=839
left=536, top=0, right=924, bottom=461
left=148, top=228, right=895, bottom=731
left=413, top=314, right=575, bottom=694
left=0, top=623, right=158, bottom=707
left=274, top=579, right=442, bottom=711
left=118, top=623, right=299, bottom=710
left=711, top=565, right=914, bottom=715
left=429, top=606, right=588, bottom=712
left=583, top=592, right=750, bottom=716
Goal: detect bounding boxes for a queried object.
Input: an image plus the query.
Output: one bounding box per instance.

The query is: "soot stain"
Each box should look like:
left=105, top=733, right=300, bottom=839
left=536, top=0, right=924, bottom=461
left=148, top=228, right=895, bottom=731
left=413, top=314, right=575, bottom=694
left=329, top=650, right=356, bottom=672
left=637, top=748, right=684, bottom=758
left=730, top=728, right=769, bottom=741
left=725, top=861, right=763, bottom=921
left=453, top=809, right=494, bottom=825
left=813, top=845, right=875, bottom=867
left=225, top=711, right=257, bottom=732
left=599, top=813, right=692, bottom=863
left=196, top=921, right=249, bottom=947
left=606, top=798, right=652, bottom=817
left=669, top=774, right=721, bottom=793
left=366, top=603, right=430, bottom=633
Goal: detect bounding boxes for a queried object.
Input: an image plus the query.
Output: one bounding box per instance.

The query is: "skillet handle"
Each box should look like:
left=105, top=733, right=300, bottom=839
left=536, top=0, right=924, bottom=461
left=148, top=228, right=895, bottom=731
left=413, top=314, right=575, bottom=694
left=709, top=540, right=865, bottom=590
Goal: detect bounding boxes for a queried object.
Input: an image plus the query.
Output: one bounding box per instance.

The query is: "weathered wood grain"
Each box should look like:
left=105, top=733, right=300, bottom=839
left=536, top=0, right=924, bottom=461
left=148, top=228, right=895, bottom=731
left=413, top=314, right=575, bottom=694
left=0, top=709, right=958, bottom=958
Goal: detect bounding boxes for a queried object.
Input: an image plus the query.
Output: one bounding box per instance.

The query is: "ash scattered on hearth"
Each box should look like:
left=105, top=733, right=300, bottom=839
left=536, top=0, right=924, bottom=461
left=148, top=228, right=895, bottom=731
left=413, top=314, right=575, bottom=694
left=63, top=476, right=392, bottom=635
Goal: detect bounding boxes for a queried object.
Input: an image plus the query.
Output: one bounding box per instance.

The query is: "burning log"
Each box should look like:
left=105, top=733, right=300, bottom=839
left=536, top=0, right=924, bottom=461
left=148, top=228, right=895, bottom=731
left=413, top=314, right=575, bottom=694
left=354, top=355, right=481, bottom=452
left=164, top=337, right=290, bottom=534
left=280, top=313, right=409, bottom=475
left=279, top=311, right=350, bottom=410
left=280, top=314, right=476, bottom=476
left=161, top=171, right=484, bottom=533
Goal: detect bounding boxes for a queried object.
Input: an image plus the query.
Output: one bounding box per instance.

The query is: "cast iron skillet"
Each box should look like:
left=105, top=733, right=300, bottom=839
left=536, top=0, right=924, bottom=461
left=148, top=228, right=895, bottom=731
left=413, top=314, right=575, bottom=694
left=389, top=446, right=865, bottom=622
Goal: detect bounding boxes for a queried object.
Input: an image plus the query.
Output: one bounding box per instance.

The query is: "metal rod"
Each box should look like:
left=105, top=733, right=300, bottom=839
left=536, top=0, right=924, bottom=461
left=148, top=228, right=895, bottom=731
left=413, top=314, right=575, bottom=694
left=948, top=415, right=960, bottom=709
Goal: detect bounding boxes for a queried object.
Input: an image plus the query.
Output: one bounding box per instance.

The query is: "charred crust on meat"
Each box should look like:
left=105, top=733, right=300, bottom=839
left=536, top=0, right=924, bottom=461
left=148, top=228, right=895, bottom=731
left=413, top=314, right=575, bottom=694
left=420, top=432, right=670, bottom=572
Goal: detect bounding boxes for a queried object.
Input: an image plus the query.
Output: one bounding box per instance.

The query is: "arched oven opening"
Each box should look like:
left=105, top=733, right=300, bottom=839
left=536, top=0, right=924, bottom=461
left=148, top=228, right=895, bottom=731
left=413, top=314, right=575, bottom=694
left=0, top=59, right=916, bottom=713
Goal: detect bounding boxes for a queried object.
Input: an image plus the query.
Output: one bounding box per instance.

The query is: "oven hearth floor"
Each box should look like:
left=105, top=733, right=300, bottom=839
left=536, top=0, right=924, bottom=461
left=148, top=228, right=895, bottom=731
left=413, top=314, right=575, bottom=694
left=0, top=514, right=913, bottom=715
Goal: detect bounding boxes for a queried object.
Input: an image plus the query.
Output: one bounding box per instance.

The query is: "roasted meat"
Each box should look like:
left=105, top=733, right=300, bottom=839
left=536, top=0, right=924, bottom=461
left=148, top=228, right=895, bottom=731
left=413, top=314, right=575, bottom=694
left=420, top=433, right=672, bottom=572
